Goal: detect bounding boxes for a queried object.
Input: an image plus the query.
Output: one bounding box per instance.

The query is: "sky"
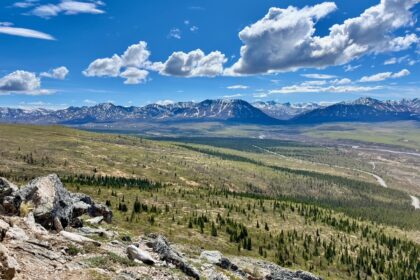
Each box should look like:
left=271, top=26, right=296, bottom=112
left=0, top=0, right=419, bottom=109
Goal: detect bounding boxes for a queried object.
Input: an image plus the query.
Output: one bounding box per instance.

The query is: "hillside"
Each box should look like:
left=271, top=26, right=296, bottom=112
left=0, top=124, right=419, bottom=279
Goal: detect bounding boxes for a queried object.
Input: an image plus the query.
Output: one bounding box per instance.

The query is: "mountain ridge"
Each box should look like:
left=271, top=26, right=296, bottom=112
left=0, top=97, right=419, bottom=125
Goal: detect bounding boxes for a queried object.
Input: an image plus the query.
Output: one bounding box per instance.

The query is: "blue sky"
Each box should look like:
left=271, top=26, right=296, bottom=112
left=0, top=0, right=419, bottom=109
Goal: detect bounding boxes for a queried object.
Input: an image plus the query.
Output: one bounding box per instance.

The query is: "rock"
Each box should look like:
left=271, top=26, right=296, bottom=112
left=70, top=217, right=83, bottom=228
left=86, top=216, right=103, bottom=225
left=146, top=234, right=200, bottom=280
left=89, top=204, right=112, bottom=223
left=0, top=243, right=19, bottom=280
left=202, top=264, right=229, bottom=280
left=60, top=230, right=100, bottom=246
left=126, top=245, right=156, bottom=265
left=200, top=250, right=236, bottom=271
left=24, top=212, right=48, bottom=236
left=5, top=225, right=28, bottom=241
left=200, top=251, right=223, bottom=264
left=0, top=174, right=112, bottom=231
left=2, top=196, right=21, bottom=215
left=72, top=201, right=90, bottom=217
left=16, top=174, right=74, bottom=228
left=0, top=177, right=20, bottom=215
left=0, top=178, right=18, bottom=201
left=53, top=216, right=64, bottom=232
left=0, top=219, right=10, bottom=241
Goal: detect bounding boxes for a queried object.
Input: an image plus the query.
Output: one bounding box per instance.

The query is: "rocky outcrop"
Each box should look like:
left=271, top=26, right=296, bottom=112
left=0, top=174, right=112, bottom=230
left=146, top=234, right=200, bottom=280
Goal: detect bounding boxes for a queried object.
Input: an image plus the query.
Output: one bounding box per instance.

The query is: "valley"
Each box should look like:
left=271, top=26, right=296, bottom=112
left=0, top=123, right=419, bottom=279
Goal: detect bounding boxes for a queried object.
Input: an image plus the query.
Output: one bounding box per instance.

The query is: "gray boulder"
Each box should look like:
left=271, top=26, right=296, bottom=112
left=146, top=234, right=200, bottom=280
left=0, top=174, right=113, bottom=230
left=126, top=245, right=156, bottom=265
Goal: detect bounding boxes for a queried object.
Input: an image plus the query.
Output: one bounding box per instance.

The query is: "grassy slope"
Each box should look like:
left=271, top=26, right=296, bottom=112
left=0, top=124, right=419, bottom=279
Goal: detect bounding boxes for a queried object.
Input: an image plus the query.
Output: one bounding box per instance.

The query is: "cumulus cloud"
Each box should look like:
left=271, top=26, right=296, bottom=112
left=83, top=41, right=153, bottom=84
left=120, top=68, right=149, bottom=84
left=227, top=85, right=249, bottom=90
left=83, top=54, right=123, bottom=77
left=0, top=24, right=55, bottom=40
left=359, top=69, right=410, bottom=82
left=159, top=49, right=227, bottom=77
left=227, top=0, right=419, bottom=75
left=40, top=66, right=69, bottom=80
left=30, top=0, right=105, bottom=18
left=0, top=71, right=40, bottom=92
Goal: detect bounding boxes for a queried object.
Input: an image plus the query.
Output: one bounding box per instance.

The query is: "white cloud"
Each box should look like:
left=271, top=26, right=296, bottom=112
left=384, top=57, right=398, bottom=65
left=0, top=22, right=13, bottom=27
left=121, top=41, right=151, bottom=68
left=30, top=0, right=105, bottom=18
left=0, top=25, right=55, bottom=40
left=227, top=85, right=249, bottom=90
left=360, top=69, right=410, bottom=82
left=301, top=74, right=337, bottom=79
left=227, top=0, right=419, bottom=75
left=0, top=70, right=53, bottom=95
left=40, top=66, right=69, bottom=80
left=120, top=67, right=149, bottom=84
left=13, top=0, right=38, bottom=8
left=159, top=49, right=227, bottom=77
left=384, top=55, right=412, bottom=65
left=155, top=99, right=175, bottom=106
left=168, top=28, right=181, bottom=39
left=83, top=41, right=154, bottom=84
left=190, top=26, right=199, bottom=32
left=83, top=54, right=123, bottom=77
left=344, top=64, right=361, bottom=72
left=270, top=84, right=382, bottom=94
left=223, top=93, right=243, bottom=98
left=301, top=80, right=327, bottom=86
left=334, top=78, right=352, bottom=85
left=0, top=70, right=40, bottom=92
left=392, top=69, right=410, bottom=78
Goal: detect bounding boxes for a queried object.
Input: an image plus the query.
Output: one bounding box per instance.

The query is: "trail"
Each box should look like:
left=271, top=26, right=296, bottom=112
left=410, top=195, right=420, bottom=209
left=252, top=145, right=388, bottom=188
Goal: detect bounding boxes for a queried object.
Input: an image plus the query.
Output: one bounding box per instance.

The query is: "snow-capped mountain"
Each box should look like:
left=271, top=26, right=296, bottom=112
left=291, top=97, right=420, bottom=123
left=0, top=99, right=279, bottom=124
left=0, top=97, right=419, bottom=125
left=252, top=101, right=324, bottom=120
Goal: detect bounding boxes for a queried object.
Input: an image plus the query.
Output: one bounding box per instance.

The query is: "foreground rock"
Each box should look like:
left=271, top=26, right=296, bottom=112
left=0, top=174, right=112, bottom=230
left=126, top=245, right=156, bottom=265
left=146, top=234, right=201, bottom=279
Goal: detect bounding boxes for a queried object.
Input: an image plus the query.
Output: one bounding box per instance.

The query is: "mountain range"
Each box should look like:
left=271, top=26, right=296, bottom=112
left=0, top=97, right=419, bottom=125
